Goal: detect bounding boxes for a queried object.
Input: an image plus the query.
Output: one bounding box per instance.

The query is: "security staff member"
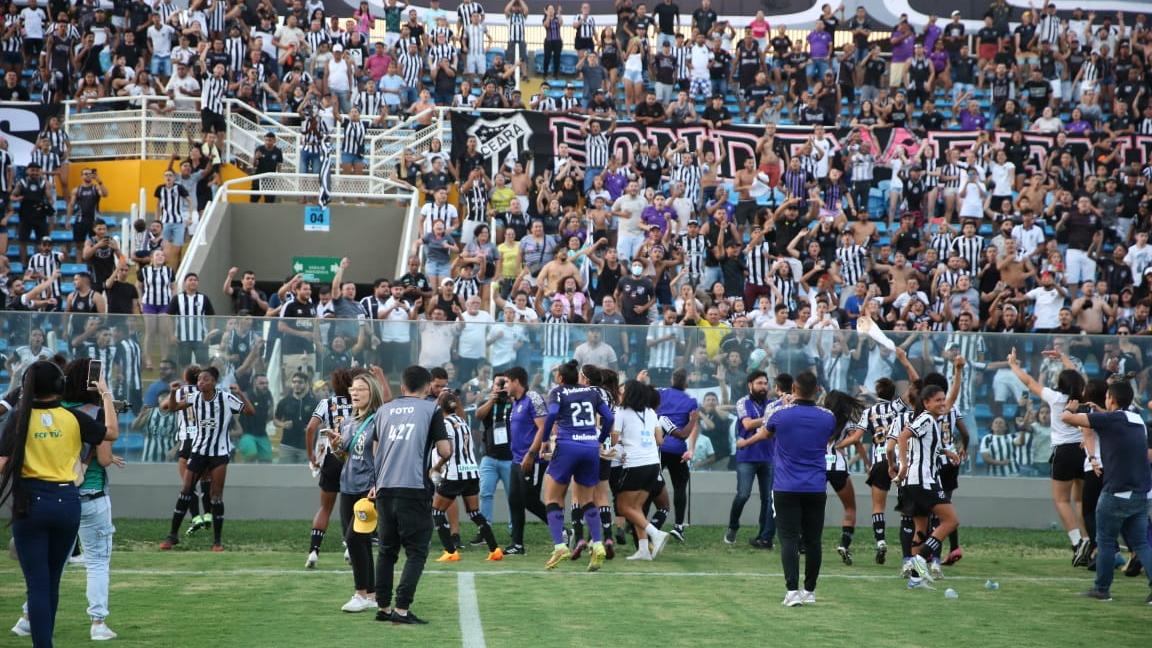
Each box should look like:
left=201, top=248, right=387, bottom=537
left=0, top=361, right=119, bottom=648
left=370, top=365, right=451, bottom=625
left=504, top=365, right=548, bottom=555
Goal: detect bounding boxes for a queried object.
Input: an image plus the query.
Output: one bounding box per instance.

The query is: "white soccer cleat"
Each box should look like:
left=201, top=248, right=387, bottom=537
left=782, top=590, right=805, bottom=607
left=306, top=550, right=318, bottom=569
left=929, top=559, right=944, bottom=581
left=911, top=555, right=934, bottom=583
left=90, top=622, right=118, bottom=641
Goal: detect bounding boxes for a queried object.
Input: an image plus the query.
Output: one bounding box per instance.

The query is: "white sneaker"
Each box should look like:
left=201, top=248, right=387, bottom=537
left=69, top=552, right=86, bottom=565
left=782, top=590, right=804, bottom=607
left=800, top=590, right=816, bottom=604
left=648, top=529, right=671, bottom=559
left=90, top=622, right=118, bottom=641
left=911, top=555, right=934, bottom=583
left=305, top=550, right=318, bottom=570
left=929, top=559, right=944, bottom=581
left=11, top=616, right=30, bottom=637
left=341, top=595, right=375, bottom=613
left=625, top=550, right=653, bottom=561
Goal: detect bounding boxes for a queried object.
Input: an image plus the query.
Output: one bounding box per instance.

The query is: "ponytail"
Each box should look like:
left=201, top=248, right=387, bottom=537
left=0, top=369, right=39, bottom=515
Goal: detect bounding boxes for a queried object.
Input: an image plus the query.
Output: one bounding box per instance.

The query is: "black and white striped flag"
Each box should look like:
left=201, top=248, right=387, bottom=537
left=318, top=140, right=333, bottom=207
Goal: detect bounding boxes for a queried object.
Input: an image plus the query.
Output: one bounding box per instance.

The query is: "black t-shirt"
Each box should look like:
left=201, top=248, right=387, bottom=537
left=274, top=393, right=319, bottom=448
left=692, top=8, right=717, bottom=35
left=254, top=145, right=284, bottom=173
left=457, top=151, right=485, bottom=179
left=1024, top=79, right=1050, bottom=106
left=480, top=397, right=514, bottom=460
left=653, top=3, right=679, bottom=34
left=977, top=27, right=1000, bottom=45
left=770, top=36, right=791, bottom=57
left=636, top=101, right=665, bottom=120
left=281, top=300, right=317, bottom=354
left=703, top=105, right=730, bottom=124
left=709, top=50, right=732, bottom=80
left=0, top=85, right=30, bottom=101
left=616, top=276, right=654, bottom=324
left=919, top=110, right=947, bottom=132
left=105, top=281, right=138, bottom=314
left=862, top=58, right=886, bottom=86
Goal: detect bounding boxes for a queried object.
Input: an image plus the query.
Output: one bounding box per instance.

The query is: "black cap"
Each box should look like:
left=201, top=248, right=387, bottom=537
left=26, top=162, right=40, bottom=169
left=264, top=131, right=277, bottom=138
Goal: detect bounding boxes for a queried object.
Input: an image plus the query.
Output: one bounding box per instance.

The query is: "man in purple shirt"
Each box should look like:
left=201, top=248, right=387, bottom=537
left=806, top=21, right=833, bottom=81
left=957, top=99, right=988, bottom=130
left=922, top=15, right=941, bottom=53
left=889, top=21, right=915, bottom=88
left=641, top=195, right=676, bottom=234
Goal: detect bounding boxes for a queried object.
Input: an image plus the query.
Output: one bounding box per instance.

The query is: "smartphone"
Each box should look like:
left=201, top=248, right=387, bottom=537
left=87, top=360, right=102, bottom=388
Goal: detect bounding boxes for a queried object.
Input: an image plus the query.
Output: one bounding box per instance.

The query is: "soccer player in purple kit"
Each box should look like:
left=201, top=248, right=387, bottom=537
left=529, top=360, right=616, bottom=571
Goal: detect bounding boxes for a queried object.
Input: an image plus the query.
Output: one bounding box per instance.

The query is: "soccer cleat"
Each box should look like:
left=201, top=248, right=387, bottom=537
left=781, top=590, right=804, bottom=607
left=587, top=543, right=606, bottom=572
left=1124, top=555, right=1144, bottom=577
left=1080, top=589, right=1112, bottom=601
left=626, top=548, right=653, bottom=561
left=669, top=524, right=685, bottom=543
left=800, top=590, right=816, bottom=605
left=390, top=611, right=429, bottom=625
left=906, top=577, right=935, bottom=590
left=723, top=528, right=737, bottom=545
left=469, top=533, right=487, bottom=547
left=435, top=550, right=460, bottom=563
left=11, top=616, right=30, bottom=637
left=837, top=546, right=853, bottom=566
left=649, top=529, right=671, bottom=560
left=306, top=550, right=318, bottom=569
left=503, top=544, right=526, bottom=556
left=943, top=547, right=964, bottom=566
left=604, top=538, right=615, bottom=560
left=570, top=538, right=589, bottom=561
left=614, top=530, right=627, bottom=546
left=486, top=548, right=505, bottom=561
left=544, top=545, right=571, bottom=569
left=1072, top=540, right=1092, bottom=568
left=929, top=559, right=944, bottom=581
left=90, top=622, right=118, bottom=641
left=875, top=540, right=888, bottom=565
left=900, top=560, right=916, bottom=579
left=911, top=555, right=934, bottom=583
left=186, top=515, right=210, bottom=537
left=160, top=535, right=179, bottom=550
left=211, top=544, right=225, bottom=553
left=342, top=595, right=376, bottom=613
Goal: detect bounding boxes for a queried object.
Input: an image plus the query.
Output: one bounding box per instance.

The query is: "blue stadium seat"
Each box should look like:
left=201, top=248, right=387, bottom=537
left=61, top=263, right=87, bottom=275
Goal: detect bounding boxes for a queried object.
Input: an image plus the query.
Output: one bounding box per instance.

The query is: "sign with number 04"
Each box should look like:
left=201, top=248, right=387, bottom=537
left=304, top=206, right=330, bottom=232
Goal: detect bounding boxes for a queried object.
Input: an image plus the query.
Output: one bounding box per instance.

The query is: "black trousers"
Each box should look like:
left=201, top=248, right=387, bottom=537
left=340, top=492, right=374, bottom=593
left=374, top=494, right=432, bottom=610
left=177, top=341, right=209, bottom=367
left=1082, top=469, right=1103, bottom=543
left=659, top=451, right=691, bottom=526
left=774, top=490, right=826, bottom=592
left=509, top=462, right=547, bottom=545
left=542, top=40, right=562, bottom=76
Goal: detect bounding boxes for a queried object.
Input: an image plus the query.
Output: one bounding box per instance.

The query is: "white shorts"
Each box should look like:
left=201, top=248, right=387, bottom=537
left=1065, top=248, right=1096, bottom=285
left=465, top=53, right=487, bottom=76
left=992, top=369, right=1027, bottom=403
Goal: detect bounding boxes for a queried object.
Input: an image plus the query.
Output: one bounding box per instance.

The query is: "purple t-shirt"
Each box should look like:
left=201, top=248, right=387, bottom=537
left=735, top=395, right=774, bottom=463
left=891, top=29, right=914, bottom=63
left=923, top=24, right=941, bottom=52
left=959, top=110, right=988, bottom=130
left=604, top=171, right=629, bottom=200
left=807, top=30, right=832, bottom=59
left=641, top=205, right=676, bottom=233
left=768, top=401, right=836, bottom=493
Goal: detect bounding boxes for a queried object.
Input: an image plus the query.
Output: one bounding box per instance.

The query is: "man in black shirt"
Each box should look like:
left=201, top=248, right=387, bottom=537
left=251, top=132, right=283, bottom=203
left=419, top=157, right=453, bottom=196
left=743, top=72, right=774, bottom=122
left=653, top=0, right=680, bottom=48
left=691, top=0, right=716, bottom=37
left=616, top=259, right=655, bottom=364
left=278, top=281, right=318, bottom=381
left=273, top=372, right=319, bottom=464
left=918, top=101, right=947, bottom=132
left=1022, top=68, right=1050, bottom=117
left=0, top=71, right=29, bottom=101
left=701, top=94, right=730, bottom=129
left=653, top=41, right=678, bottom=103
left=237, top=374, right=275, bottom=463
left=474, top=375, right=514, bottom=537
left=634, top=91, right=665, bottom=125
left=454, top=136, right=485, bottom=180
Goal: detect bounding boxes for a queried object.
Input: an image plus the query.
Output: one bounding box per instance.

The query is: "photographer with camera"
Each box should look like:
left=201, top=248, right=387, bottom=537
left=8, top=163, right=56, bottom=266
left=475, top=373, right=515, bottom=545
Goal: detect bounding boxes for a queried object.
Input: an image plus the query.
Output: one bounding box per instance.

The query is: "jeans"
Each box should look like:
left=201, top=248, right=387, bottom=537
left=332, top=90, right=351, bottom=112
left=375, top=495, right=433, bottom=610
left=479, top=455, right=513, bottom=525
left=78, top=494, right=115, bottom=621
left=728, top=461, right=775, bottom=541
left=1093, top=491, right=1152, bottom=593
left=806, top=59, right=831, bottom=80
left=12, top=479, right=81, bottom=648
left=301, top=150, right=320, bottom=175
left=400, top=86, right=418, bottom=109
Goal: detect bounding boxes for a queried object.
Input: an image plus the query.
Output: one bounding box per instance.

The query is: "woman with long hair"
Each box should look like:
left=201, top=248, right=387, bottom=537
left=161, top=366, right=254, bottom=551
left=429, top=390, right=504, bottom=563
left=327, top=372, right=385, bottom=612
left=611, top=379, right=670, bottom=560
left=541, top=4, right=564, bottom=79
left=304, top=368, right=356, bottom=569
left=567, top=365, right=621, bottom=560
left=1008, top=348, right=1090, bottom=563
left=823, top=390, right=865, bottom=566
left=0, top=361, right=119, bottom=647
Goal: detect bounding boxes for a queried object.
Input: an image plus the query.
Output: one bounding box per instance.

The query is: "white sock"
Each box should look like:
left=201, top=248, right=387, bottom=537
left=1068, top=529, right=1082, bottom=546
left=645, top=524, right=661, bottom=538
left=634, top=542, right=651, bottom=556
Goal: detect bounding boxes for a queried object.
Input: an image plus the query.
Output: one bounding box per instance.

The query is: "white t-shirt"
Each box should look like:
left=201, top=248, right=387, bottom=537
left=487, top=323, right=524, bottom=367
left=689, top=44, right=712, bottom=78
left=457, top=310, right=493, bottom=359
left=989, top=162, right=1014, bottom=196
left=327, top=57, right=351, bottom=93
left=1124, top=243, right=1152, bottom=287
left=166, top=73, right=201, bottom=109
left=1026, top=286, right=1064, bottom=330
left=1012, top=223, right=1045, bottom=258
left=612, top=194, right=648, bottom=237
left=812, top=137, right=834, bottom=179
left=615, top=407, right=661, bottom=468
left=148, top=24, right=176, bottom=57
left=20, top=8, right=46, bottom=38
left=959, top=181, right=986, bottom=218
left=1041, top=387, right=1083, bottom=446
left=418, top=319, right=456, bottom=367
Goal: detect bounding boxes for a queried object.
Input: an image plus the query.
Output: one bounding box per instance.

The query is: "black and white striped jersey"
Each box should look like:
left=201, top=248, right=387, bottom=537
left=139, top=264, right=175, bottom=307
left=903, top=411, right=941, bottom=488
left=340, top=117, right=367, bottom=157
left=29, top=148, right=61, bottom=174
left=428, top=42, right=457, bottom=66
left=420, top=201, right=458, bottom=233
left=154, top=183, right=189, bottom=224
left=744, top=241, right=773, bottom=286
left=167, top=292, right=215, bottom=342
left=949, top=235, right=983, bottom=274
left=2, top=14, right=22, bottom=54
left=928, top=231, right=954, bottom=263
left=677, top=233, right=707, bottom=278
left=397, top=51, right=423, bottom=86
left=81, top=344, right=115, bottom=383
left=541, top=314, right=570, bottom=357
left=354, top=89, right=385, bottom=120
left=980, top=433, right=1016, bottom=476
left=114, top=336, right=143, bottom=392
left=311, top=396, right=353, bottom=431
left=507, top=9, right=526, bottom=42
left=305, top=29, right=330, bottom=55
left=557, top=95, right=580, bottom=112
left=453, top=276, right=481, bottom=302
left=940, top=161, right=967, bottom=190
left=576, top=15, right=597, bottom=40
left=225, top=36, right=246, bottom=73
left=827, top=421, right=861, bottom=471
left=774, top=275, right=799, bottom=311
left=836, top=244, right=869, bottom=287
left=458, top=2, right=485, bottom=26
left=205, top=0, right=226, bottom=34
left=860, top=399, right=899, bottom=462
left=443, top=413, right=480, bottom=481
left=585, top=132, right=610, bottom=168
left=189, top=389, right=245, bottom=456
left=39, top=128, right=69, bottom=157
left=464, top=182, right=488, bottom=222
left=176, top=385, right=200, bottom=441
left=27, top=250, right=63, bottom=298
left=671, top=163, right=702, bottom=203
left=200, top=74, right=228, bottom=114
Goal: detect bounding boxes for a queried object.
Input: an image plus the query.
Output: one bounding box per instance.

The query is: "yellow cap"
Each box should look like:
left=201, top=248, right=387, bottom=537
left=353, top=498, right=377, bottom=534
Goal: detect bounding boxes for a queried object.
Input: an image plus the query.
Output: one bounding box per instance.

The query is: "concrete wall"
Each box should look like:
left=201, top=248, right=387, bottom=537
left=92, top=465, right=1061, bottom=528
left=192, top=202, right=410, bottom=311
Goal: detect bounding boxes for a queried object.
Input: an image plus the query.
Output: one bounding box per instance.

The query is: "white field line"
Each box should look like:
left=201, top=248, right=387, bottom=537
left=457, top=572, right=486, bottom=648
left=98, top=567, right=1089, bottom=583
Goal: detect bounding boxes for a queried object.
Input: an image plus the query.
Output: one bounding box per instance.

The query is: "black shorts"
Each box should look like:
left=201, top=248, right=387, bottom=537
left=828, top=469, right=850, bottom=493
left=599, top=458, right=612, bottom=482
left=1050, top=443, right=1085, bottom=482
left=574, top=36, right=594, bottom=51
left=19, top=217, right=48, bottom=243
left=616, top=463, right=661, bottom=493
left=201, top=109, right=226, bottom=133
left=436, top=478, right=480, bottom=499
left=318, top=453, right=344, bottom=493
left=896, top=485, right=947, bottom=517
left=187, top=453, right=230, bottom=476
left=177, top=436, right=194, bottom=460
left=609, top=466, right=624, bottom=496
left=72, top=221, right=93, bottom=244
left=866, top=460, right=892, bottom=491
left=938, top=462, right=960, bottom=493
